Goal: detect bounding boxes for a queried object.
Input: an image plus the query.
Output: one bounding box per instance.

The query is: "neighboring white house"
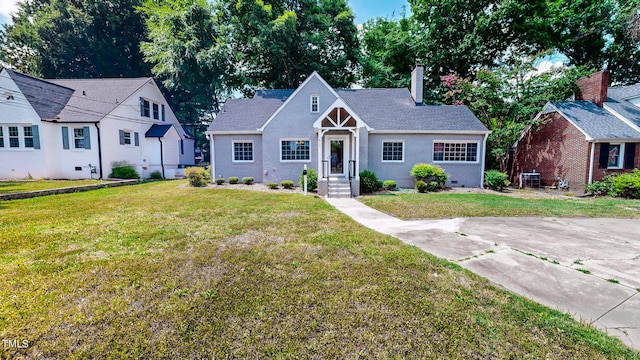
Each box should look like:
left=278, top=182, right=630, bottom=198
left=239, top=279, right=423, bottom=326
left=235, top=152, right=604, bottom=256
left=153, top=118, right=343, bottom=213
left=207, top=66, right=491, bottom=197
left=0, top=68, right=195, bottom=179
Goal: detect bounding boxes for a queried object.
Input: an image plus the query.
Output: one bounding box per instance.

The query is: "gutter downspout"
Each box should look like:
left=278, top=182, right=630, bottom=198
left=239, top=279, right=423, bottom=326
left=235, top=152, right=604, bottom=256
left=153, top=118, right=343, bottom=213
left=158, top=138, right=165, bottom=179
left=480, top=132, right=489, bottom=188
left=209, top=134, right=215, bottom=179
left=588, top=141, right=596, bottom=184
left=93, top=123, right=103, bottom=179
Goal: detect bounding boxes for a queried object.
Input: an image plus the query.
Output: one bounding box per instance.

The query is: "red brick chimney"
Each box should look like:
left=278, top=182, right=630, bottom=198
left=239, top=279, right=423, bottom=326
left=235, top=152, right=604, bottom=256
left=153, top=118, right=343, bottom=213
left=576, top=71, right=609, bottom=107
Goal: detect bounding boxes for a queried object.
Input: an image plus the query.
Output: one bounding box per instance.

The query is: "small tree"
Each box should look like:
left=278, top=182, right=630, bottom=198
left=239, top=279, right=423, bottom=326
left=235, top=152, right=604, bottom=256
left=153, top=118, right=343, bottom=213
left=360, top=170, right=383, bottom=193
left=185, top=167, right=211, bottom=187
left=484, top=170, right=510, bottom=191
left=299, top=168, right=318, bottom=191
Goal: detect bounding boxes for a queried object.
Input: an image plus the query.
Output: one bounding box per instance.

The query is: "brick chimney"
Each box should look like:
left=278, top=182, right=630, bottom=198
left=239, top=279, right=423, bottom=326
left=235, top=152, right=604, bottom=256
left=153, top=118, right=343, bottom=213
left=576, top=71, right=609, bottom=107
left=411, top=63, right=424, bottom=105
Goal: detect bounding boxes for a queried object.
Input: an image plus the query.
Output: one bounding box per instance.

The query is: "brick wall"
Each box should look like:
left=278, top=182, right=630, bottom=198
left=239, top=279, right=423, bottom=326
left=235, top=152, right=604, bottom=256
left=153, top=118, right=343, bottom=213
left=591, top=143, right=640, bottom=182
left=511, top=113, right=590, bottom=192
left=576, top=71, right=609, bottom=107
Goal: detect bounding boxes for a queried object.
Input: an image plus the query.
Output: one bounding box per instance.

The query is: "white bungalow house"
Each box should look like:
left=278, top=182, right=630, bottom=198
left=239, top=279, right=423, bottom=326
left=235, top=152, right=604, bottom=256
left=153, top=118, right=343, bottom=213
left=0, top=68, right=194, bottom=179
left=207, top=66, right=490, bottom=196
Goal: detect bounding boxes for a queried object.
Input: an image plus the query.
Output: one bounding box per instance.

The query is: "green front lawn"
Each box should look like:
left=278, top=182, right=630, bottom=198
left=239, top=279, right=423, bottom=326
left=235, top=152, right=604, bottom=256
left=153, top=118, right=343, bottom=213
left=360, top=191, right=640, bottom=219
left=0, top=180, right=106, bottom=194
left=0, top=182, right=637, bottom=358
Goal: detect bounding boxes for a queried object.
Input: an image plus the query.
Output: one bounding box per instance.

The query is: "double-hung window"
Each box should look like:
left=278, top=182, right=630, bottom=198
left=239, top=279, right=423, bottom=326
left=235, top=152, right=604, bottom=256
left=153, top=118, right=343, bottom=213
left=23, top=126, right=34, bottom=148
left=310, top=95, right=319, bottom=113
left=140, top=98, right=150, bottom=117
left=153, top=103, right=159, bottom=120
left=281, top=140, right=310, bottom=161
left=433, top=142, right=478, bottom=162
left=607, top=144, right=623, bottom=169
left=0, top=127, right=4, bottom=148
left=382, top=141, right=404, bottom=162
left=9, top=126, right=19, bottom=148
left=74, top=128, right=85, bottom=149
left=233, top=141, right=253, bottom=162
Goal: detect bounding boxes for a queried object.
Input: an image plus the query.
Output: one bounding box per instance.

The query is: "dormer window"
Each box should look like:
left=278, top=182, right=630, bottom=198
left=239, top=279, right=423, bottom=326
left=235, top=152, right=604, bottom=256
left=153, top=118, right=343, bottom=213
left=140, top=97, right=150, bottom=117
left=310, top=95, right=319, bottom=113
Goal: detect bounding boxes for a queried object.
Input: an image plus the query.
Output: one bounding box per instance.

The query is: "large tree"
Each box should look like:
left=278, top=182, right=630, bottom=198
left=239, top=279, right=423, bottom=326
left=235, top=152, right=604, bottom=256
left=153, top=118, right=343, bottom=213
left=0, top=0, right=150, bottom=78
left=218, top=0, right=360, bottom=89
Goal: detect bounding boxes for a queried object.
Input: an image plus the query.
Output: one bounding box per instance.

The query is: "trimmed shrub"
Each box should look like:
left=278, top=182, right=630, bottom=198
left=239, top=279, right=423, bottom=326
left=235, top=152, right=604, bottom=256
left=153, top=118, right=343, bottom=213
left=410, top=163, right=448, bottom=191
left=586, top=170, right=640, bottom=198
left=267, top=182, right=279, bottom=189
left=242, top=177, right=254, bottom=185
left=185, top=166, right=211, bottom=187
left=228, top=177, right=239, bottom=184
left=484, top=170, right=510, bottom=191
left=360, top=169, right=383, bottom=194
left=299, top=168, right=318, bottom=191
left=415, top=180, right=428, bottom=193
left=281, top=180, right=295, bottom=189
left=215, top=178, right=225, bottom=185
left=383, top=180, right=397, bottom=191
left=585, top=179, right=614, bottom=196
left=149, top=170, right=163, bottom=180
left=611, top=169, right=640, bottom=199
left=109, top=161, right=139, bottom=179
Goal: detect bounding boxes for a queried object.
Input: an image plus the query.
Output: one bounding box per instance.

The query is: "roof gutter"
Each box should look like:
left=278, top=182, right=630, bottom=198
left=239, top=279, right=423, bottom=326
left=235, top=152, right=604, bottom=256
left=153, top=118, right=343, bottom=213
left=480, top=132, right=489, bottom=188
left=588, top=142, right=596, bottom=185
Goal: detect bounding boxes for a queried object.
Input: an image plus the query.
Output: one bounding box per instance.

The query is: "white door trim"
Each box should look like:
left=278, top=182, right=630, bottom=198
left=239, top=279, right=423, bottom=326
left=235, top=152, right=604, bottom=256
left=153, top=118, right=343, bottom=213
left=325, top=134, right=350, bottom=177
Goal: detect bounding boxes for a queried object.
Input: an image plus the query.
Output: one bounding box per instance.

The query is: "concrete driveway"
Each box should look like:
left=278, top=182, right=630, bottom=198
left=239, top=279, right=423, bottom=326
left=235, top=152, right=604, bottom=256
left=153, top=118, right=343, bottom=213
left=326, top=198, right=640, bottom=350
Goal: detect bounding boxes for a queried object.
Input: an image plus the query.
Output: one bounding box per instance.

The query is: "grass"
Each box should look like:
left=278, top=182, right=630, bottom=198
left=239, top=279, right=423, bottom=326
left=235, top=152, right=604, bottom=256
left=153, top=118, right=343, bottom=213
left=360, top=192, right=640, bottom=219
left=0, top=179, right=106, bottom=194
left=0, top=181, right=637, bottom=358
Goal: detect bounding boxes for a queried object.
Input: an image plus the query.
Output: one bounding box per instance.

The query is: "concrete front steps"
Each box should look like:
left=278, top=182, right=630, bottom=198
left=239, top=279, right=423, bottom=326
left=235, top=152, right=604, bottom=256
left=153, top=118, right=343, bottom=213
left=327, top=178, right=352, bottom=198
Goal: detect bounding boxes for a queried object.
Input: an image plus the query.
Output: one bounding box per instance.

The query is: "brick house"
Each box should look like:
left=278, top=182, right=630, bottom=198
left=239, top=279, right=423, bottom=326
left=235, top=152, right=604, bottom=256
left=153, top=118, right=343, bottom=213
left=511, top=72, right=640, bottom=193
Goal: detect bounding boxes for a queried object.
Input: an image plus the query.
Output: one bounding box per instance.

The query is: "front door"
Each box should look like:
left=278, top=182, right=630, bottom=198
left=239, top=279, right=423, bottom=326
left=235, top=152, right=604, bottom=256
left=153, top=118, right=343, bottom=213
left=326, top=135, right=349, bottom=177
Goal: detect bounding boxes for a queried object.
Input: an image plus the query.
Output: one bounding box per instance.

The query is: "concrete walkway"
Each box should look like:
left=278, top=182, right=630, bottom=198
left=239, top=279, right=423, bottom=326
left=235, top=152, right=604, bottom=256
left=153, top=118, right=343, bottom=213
left=326, top=197, right=640, bottom=351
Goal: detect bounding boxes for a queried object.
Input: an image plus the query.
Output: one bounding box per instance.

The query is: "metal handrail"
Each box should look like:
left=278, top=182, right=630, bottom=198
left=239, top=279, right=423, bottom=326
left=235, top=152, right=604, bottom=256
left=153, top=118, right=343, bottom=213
left=321, top=160, right=328, bottom=179
left=348, top=160, right=356, bottom=181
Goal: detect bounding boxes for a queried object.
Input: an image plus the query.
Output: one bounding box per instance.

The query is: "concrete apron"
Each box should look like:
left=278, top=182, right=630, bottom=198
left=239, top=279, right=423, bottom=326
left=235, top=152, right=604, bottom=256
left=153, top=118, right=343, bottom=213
left=326, top=198, right=640, bottom=351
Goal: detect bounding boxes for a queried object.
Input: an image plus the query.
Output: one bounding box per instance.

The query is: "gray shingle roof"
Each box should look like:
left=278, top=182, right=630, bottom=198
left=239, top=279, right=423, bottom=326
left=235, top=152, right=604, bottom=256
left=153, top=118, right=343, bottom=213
left=209, top=87, right=488, bottom=133
left=608, top=83, right=640, bottom=100
left=5, top=69, right=74, bottom=120
left=145, top=124, right=173, bottom=137
left=209, top=89, right=294, bottom=132
left=604, top=97, right=640, bottom=129
left=551, top=101, right=640, bottom=139
left=336, top=89, right=488, bottom=131
left=48, top=77, right=151, bottom=123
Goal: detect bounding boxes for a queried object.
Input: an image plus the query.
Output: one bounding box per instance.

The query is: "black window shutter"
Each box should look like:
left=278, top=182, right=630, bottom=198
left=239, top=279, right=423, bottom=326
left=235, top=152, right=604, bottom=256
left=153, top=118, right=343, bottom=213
left=180, top=139, right=184, bottom=154
left=139, top=97, right=144, bottom=116
left=62, top=126, right=70, bottom=149
left=134, top=132, right=139, bottom=146
left=598, top=143, right=610, bottom=169
left=624, top=143, right=636, bottom=169
left=32, top=125, right=40, bottom=149
left=119, top=130, right=125, bottom=145
left=161, top=104, right=165, bottom=121
left=83, top=126, right=91, bottom=149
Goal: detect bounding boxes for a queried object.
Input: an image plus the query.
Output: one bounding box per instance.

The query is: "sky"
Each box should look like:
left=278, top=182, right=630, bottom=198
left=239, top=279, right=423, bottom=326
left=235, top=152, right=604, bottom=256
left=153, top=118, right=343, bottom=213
left=0, top=0, right=410, bottom=26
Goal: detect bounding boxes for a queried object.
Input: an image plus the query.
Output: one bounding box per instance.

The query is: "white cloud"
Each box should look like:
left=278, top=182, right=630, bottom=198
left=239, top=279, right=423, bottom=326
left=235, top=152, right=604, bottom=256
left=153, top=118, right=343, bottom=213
left=0, top=0, right=20, bottom=19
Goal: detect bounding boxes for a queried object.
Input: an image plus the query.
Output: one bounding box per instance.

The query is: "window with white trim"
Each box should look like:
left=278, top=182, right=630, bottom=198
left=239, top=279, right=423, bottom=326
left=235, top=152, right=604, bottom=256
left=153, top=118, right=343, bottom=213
left=153, top=103, right=159, bottom=120
left=433, top=142, right=478, bottom=162
left=0, top=127, right=4, bottom=148
left=23, top=126, right=34, bottom=148
left=233, top=141, right=253, bottom=162
left=9, top=126, right=19, bottom=148
left=310, top=95, right=319, bottom=113
left=608, top=144, right=623, bottom=168
left=382, top=141, right=404, bottom=162
left=281, top=140, right=310, bottom=161
left=74, top=128, right=85, bottom=149
left=123, top=131, right=132, bottom=145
